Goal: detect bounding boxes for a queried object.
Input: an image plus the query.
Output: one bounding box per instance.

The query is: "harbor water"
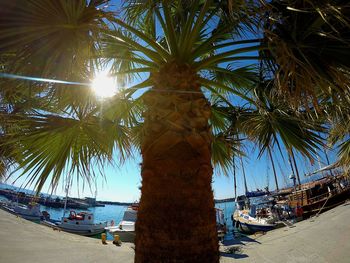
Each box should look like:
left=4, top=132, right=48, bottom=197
left=0, top=183, right=237, bottom=240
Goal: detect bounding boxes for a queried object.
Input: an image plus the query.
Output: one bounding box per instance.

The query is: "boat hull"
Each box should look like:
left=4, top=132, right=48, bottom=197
left=302, top=187, right=350, bottom=217
left=0, top=203, right=42, bottom=221
left=57, top=223, right=106, bottom=236
left=110, top=230, right=135, bottom=243
left=239, top=222, right=275, bottom=233
left=233, top=210, right=276, bottom=234
left=105, top=224, right=136, bottom=242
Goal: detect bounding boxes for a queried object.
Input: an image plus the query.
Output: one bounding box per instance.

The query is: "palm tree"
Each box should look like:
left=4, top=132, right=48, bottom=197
left=225, top=82, right=325, bottom=191
left=0, top=1, right=263, bottom=262
left=325, top=99, right=350, bottom=171
left=261, top=0, right=350, bottom=172
left=0, top=1, right=349, bottom=262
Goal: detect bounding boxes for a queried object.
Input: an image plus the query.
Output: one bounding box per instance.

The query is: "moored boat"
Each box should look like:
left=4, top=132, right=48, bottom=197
left=0, top=201, right=42, bottom=221
left=233, top=211, right=276, bottom=233
left=288, top=174, right=350, bottom=218
left=105, top=206, right=137, bottom=242
left=56, top=210, right=107, bottom=236
left=232, top=195, right=280, bottom=234
left=105, top=205, right=228, bottom=242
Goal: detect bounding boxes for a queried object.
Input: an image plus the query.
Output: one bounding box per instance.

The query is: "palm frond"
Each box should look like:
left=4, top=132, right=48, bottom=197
left=3, top=109, right=133, bottom=192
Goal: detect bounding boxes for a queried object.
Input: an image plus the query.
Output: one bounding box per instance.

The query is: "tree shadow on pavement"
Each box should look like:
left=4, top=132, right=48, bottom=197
left=219, top=232, right=260, bottom=259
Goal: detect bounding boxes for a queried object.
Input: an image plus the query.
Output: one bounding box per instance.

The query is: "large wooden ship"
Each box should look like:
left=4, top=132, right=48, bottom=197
left=288, top=173, right=350, bottom=218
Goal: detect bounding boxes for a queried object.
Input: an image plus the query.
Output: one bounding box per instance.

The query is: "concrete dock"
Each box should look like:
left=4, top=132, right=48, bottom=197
left=221, top=202, right=350, bottom=263
left=0, top=202, right=349, bottom=263
left=0, top=209, right=134, bottom=263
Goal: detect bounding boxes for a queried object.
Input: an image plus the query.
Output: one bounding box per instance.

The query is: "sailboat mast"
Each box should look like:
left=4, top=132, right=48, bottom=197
left=240, top=156, right=248, bottom=194
left=63, top=175, right=71, bottom=218
left=233, top=156, right=237, bottom=200
left=291, top=149, right=301, bottom=186
left=268, top=147, right=279, bottom=192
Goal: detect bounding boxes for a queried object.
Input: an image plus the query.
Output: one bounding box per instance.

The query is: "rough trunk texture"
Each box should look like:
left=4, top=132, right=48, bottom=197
left=134, top=63, right=219, bottom=263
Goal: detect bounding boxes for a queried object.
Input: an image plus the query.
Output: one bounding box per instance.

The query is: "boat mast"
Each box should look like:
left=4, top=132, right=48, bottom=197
left=63, top=175, right=71, bottom=218
left=268, top=146, right=279, bottom=192
left=240, top=156, right=248, bottom=195
left=233, top=155, right=237, bottom=200
left=318, top=131, right=334, bottom=177
left=290, top=149, right=301, bottom=186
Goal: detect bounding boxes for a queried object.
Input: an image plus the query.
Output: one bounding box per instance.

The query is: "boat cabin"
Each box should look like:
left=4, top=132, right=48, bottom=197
left=122, top=208, right=137, bottom=222
left=64, top=211, right=94, bottom=223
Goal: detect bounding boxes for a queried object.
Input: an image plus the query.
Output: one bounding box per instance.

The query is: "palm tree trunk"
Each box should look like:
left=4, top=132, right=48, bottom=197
left=135, top=63, right=219, bottom=263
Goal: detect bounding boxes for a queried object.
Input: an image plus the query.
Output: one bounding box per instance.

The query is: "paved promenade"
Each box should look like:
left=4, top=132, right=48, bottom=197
left=0, top=202, right=349, bottom=263
left=0, top=209, right=133, bottom=263
left=221, top=202, right=350, bottom=263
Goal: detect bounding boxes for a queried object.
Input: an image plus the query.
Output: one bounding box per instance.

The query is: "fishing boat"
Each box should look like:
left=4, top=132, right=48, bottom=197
left=43, top=182, right=107, bottom=236
left=105, top=206, right=137, bottom=242
left=0, top=201, right=42, bottom=221
left=56, top=210, right=107, bottom=236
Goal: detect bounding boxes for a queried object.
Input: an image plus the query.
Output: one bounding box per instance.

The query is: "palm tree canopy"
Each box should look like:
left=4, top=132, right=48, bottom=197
left=0, top=0, right=266, bottom=190
left=0, top=0, right=349, bottom=189
left=261, top=0, right=350, bottom=106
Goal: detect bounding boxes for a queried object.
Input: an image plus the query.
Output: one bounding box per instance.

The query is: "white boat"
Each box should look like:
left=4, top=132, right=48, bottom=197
left=105, top=205, right=227, bottom=242
left=233, top=209, right=277, bottom=233
left=232, top=196, right=278, bottom=233
left=57, top=210, right=107, bottom=236
left=0, top=201, right=42, bottom=221
left=105, top=206, right=137, bottom=242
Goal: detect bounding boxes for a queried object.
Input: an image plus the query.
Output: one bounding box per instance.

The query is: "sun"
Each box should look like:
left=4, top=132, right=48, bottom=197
left=91, top=72, right=117, bottom=98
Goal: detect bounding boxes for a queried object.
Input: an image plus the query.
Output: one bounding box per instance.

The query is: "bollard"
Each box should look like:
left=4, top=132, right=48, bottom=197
left=113, top=234, right=121, bottom=246
left=101, top=233, right=107, bottom=245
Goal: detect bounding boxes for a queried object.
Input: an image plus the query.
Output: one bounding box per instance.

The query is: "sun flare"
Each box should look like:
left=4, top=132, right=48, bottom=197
left=91, top=72, right=117, bottom=98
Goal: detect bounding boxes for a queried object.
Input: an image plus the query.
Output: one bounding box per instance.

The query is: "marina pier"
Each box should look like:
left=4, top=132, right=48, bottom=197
left=1, top=202, right=350, bottom=262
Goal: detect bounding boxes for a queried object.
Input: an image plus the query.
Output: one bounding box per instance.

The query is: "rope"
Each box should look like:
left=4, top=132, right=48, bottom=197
left=315, top=192, right=332, bottom=217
